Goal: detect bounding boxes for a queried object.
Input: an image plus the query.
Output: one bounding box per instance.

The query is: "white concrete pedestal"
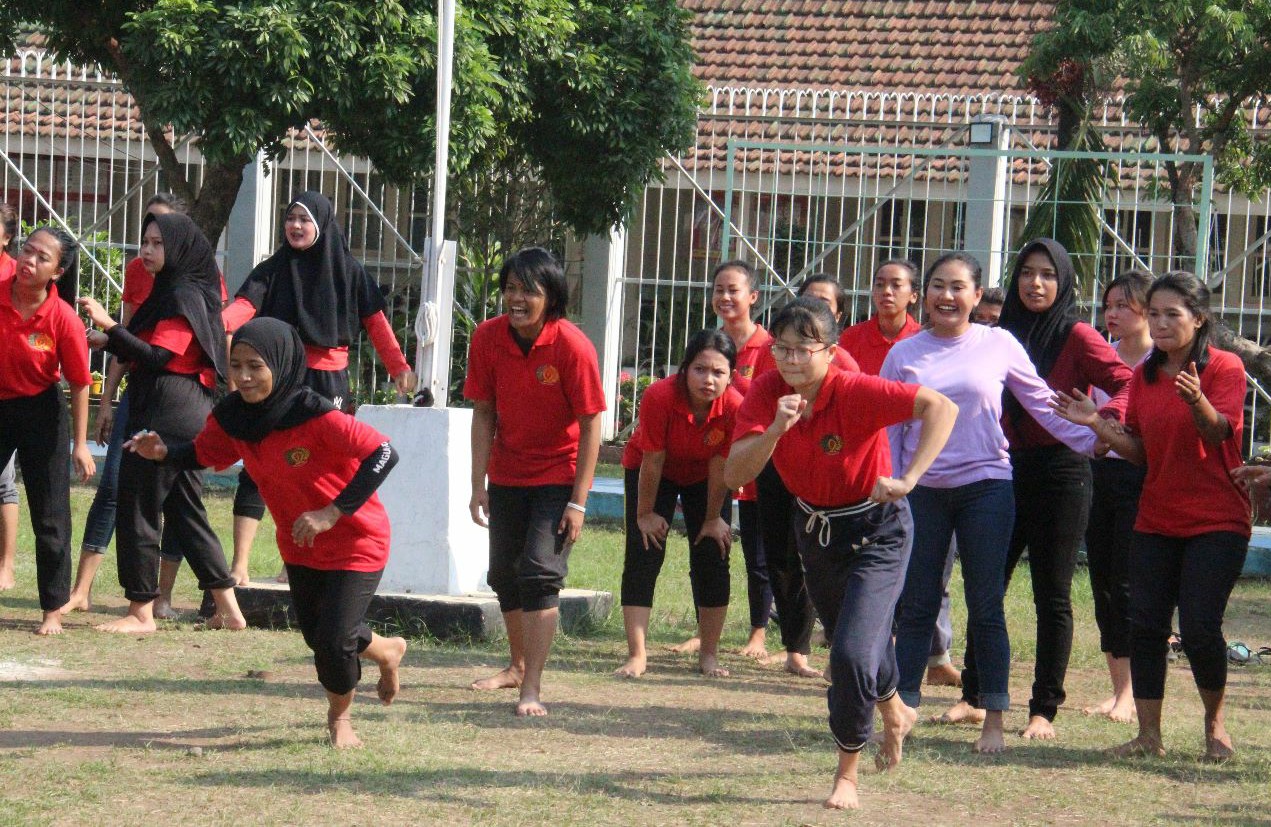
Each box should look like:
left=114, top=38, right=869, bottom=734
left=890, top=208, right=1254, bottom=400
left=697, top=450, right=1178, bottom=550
left=355, top=405, right=488, bottom=595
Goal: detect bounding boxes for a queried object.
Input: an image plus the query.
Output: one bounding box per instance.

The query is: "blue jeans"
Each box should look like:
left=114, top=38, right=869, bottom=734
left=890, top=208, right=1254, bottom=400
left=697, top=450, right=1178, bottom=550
left=895, top=480, right=1014, bottom=711
left=80, top=391, right=182, bottom=561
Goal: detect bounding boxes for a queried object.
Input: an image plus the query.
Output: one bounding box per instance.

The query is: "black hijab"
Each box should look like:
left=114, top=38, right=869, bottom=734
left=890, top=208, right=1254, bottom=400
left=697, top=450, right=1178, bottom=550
left=213, top=317, right=337, bottom=442
left=126, top=213, right=227, bottom=380
left=235, top=191, right=387, bottom=348
left=998, top=238, right=1081, bottom=380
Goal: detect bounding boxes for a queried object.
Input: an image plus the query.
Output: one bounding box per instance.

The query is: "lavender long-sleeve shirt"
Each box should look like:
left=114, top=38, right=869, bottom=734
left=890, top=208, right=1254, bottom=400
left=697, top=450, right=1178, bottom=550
left=881, top=325, right=1097, bottom=488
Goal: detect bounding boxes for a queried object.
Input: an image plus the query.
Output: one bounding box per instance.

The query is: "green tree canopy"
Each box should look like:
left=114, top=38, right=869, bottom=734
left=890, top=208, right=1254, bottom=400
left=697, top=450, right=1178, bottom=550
left=0, top=0, right=701, bottom=241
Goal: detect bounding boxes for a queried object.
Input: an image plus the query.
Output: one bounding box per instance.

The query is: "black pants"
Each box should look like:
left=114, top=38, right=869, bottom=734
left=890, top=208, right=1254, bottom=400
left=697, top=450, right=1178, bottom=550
left=962, top=445, right=1090, bottom=720
left=620, top=468, right=731, bottom=609
left=798, top=499, right=913, bottom=752
left=286, top=564, right=382, bottom=695
left=234, top=366, right=349, bottom=519
left=1086, top=458, right=1145, bottom=658
left=0, top=385, right=72, bottom=611
left=738, top=499, right=773, bottom=629
left=757, top=461, right=815, bottom=655
left=117, top=374, right=234, bottom=602
left=1129, top=531, right=1247, bottom=700
left=487, top=483, right=572, bottom=613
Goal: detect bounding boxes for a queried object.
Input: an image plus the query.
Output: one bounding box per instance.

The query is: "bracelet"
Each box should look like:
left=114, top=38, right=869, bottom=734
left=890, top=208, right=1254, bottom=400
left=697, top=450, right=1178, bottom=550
left=565, top=501, right=587, bottom=515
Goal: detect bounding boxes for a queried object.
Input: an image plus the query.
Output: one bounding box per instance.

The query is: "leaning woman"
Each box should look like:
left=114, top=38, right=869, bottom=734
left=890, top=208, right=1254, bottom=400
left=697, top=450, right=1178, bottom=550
left=1053, top=272, right=1249, bottom=762
left=725, top=297, right=957, bottom=810
left=129, top=317, right=407, bottom=748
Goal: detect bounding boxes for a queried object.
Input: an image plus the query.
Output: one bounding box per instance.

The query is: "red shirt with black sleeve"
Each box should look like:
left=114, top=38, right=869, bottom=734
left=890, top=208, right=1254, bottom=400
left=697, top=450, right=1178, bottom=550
left=122, top=257, right=228, bottom=308
left=1127, top=347, right=1250, bottom=539
left=0, top=278, right=92, bottom=400
left=464, top=314, right=607, bottom=487
left=138, top=317, right=216, bottom=389
left=194, top=410, right=392, bottom=570
left=733, top=363, right=919, bottom=506
left=622, top=377, right=743, bottom=486
left=1005, top=322, right=1132, bottom=449
left=837, top=315, right=922, bottom=376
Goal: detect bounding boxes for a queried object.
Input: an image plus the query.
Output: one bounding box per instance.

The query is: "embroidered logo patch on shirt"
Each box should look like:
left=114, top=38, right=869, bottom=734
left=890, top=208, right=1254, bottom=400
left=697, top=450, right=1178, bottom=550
left=704, top=428, right=725, bottom=447
left=27, top=332, right=54, bottom=352
left=536, top=364, right=560, bottom=386
left=820, top=434, right=843, bottom=455
left=737, top=365, right=754, bottom=378
left=285, top=447, right=311, bottom=467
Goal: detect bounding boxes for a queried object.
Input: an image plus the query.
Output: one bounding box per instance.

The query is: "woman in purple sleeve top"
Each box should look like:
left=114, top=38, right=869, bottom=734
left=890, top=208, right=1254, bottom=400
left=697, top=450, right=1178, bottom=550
left=882, top=252, right=1098, bottom=753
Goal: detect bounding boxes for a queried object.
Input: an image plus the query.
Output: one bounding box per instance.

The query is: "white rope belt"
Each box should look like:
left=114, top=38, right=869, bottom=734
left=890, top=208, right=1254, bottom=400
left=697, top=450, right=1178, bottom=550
left=795, top=497, right=877, bottom=548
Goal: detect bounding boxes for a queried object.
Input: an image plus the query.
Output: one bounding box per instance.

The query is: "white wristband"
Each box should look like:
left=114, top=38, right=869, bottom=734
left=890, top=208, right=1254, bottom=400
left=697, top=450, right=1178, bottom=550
left=565, top=501, right=587, bottom=515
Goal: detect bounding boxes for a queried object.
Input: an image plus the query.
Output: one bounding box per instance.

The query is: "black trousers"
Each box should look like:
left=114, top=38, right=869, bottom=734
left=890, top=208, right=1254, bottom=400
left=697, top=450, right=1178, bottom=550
left=117, top=374, right=234, bottom=602
left=962, top=445, right=1091, bottom=720
left=756, top=461, right=815, bottom=655
left=234, top=366, right=349, bottom=519
left=620, top=468, right=731, bottom=609
left=0, top=385, right=72, bottom=611
left=286, top=564, right=382, bottom=695
left=1129, top=531, right=1247, bottom=700
left=487, top=483, right=572, bottom=613
left=1086, top=458, right=1145, bottom=659
left=738, top=499, right=773, bottom=629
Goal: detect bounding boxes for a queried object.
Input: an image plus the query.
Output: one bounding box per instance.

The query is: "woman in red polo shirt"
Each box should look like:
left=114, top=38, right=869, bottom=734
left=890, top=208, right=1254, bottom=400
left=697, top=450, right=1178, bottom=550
left=837, top=259, right=922, bottom=375
left=1054, top=272, right=1249, bottom=762
left=79, top=213, right=245, bottom=634
left=711, top=259, right=774, bottom=659
left=616, top=328, right=742, bottom=679
left=726, top=296, right=956, bottom=810
left=221, top=191, right=415, bottom=585
left=465, top=246, right=605, bottom=717
left=130, top=317, right=407, bottom=748
left=0, top=225, right=95, bottom=635
left=0, top=203, right=21, bottom=592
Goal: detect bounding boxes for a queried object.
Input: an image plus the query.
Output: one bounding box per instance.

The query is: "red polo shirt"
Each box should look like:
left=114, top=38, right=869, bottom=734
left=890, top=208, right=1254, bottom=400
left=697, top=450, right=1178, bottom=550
left=732, top=325, right=773, bottom=396
left=0, top=277, right=92, bottom=400
left=194, top=410, right=392, bottom=571
left=622, top=377, right=743, bottom=486
left=221, top=296, right=409, bottom=375
left=0, top=252, right=14, bottom=280
left=1127, top=348, right=1250, bottom=538
left=464, top=314, right=607, bottom=487
left=733, top=364, right=918, bottom=506
left=838, top=315, right=921, bottom=376
left=138, top=317, right=216, bottom=389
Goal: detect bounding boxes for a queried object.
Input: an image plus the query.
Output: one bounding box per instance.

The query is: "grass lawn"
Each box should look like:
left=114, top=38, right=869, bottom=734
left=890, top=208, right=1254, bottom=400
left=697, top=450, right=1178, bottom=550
left=2, top=486, right=1270, bottom=825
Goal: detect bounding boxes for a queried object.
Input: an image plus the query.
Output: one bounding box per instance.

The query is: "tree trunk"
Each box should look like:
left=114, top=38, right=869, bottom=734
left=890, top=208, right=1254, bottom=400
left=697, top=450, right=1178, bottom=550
left=189, top=159, right=249, bottom=244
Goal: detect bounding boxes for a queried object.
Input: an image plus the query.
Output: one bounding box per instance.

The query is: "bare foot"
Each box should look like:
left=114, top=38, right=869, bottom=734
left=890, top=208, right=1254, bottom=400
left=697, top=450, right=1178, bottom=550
left=1203, top=725, right=1235, bottom=763
left=614, top=655, right=647, bottom=678
left=1083, top=696, right=1116, bottom=716
left=737, top=628, right=768, bottom=660
left=230, top=566, right=251, bottom=587
left=931, top=700, right=985, bottom=725
left=782, top=652, right=822, bottom=679
left=1106, top=734, right=1165, bottom=758
left=205, top=612, right=248, bottom=630
left=0, top=569, right=14, bottom=590
left=274, top=568, right=289, bottom=584
left=973, top=721, right=1007, bottom=754
left=471, top=666, right=522, bottom=691
left=63, top=593, right=92, bottom=613
left=823, top=774, right=859, bottom=810
left=926, top=662, right=962, bottom=687
left=699, top=652, right=729, bottom=678
left=96, top=614, right=158, bottom=634
left=1085, top=696, right=1135, bottom=723
left=667, top=636, right=700, bottom=654
left=376, top=637, right=407, bottom=704
left=1019, top=715, right=1056, bottom=740
left=515, top=689, right=548, bottom=717
left=36, top=610, right=65, bottom=636
left=153, top=598, right=179, bottom=620
left=328, top=716, right=363, bottom=749
left=875, top=702, right=918, bottom=772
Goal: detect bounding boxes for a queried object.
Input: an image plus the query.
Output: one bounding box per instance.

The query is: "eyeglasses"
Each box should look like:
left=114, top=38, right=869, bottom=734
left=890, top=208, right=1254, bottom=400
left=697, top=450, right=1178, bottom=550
left=769, top=343, right=831, bottom=363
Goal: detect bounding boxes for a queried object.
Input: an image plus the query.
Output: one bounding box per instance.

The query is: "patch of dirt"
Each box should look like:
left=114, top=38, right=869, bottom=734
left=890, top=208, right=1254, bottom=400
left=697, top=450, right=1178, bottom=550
left=0, top=658, right=71, bottom=681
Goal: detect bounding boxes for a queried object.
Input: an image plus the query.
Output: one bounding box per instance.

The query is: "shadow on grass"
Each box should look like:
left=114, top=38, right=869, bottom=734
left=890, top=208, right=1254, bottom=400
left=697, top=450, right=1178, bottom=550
left=180, top=765, right=792, bottom=808
left=0, top=724, right=285, bottom=751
